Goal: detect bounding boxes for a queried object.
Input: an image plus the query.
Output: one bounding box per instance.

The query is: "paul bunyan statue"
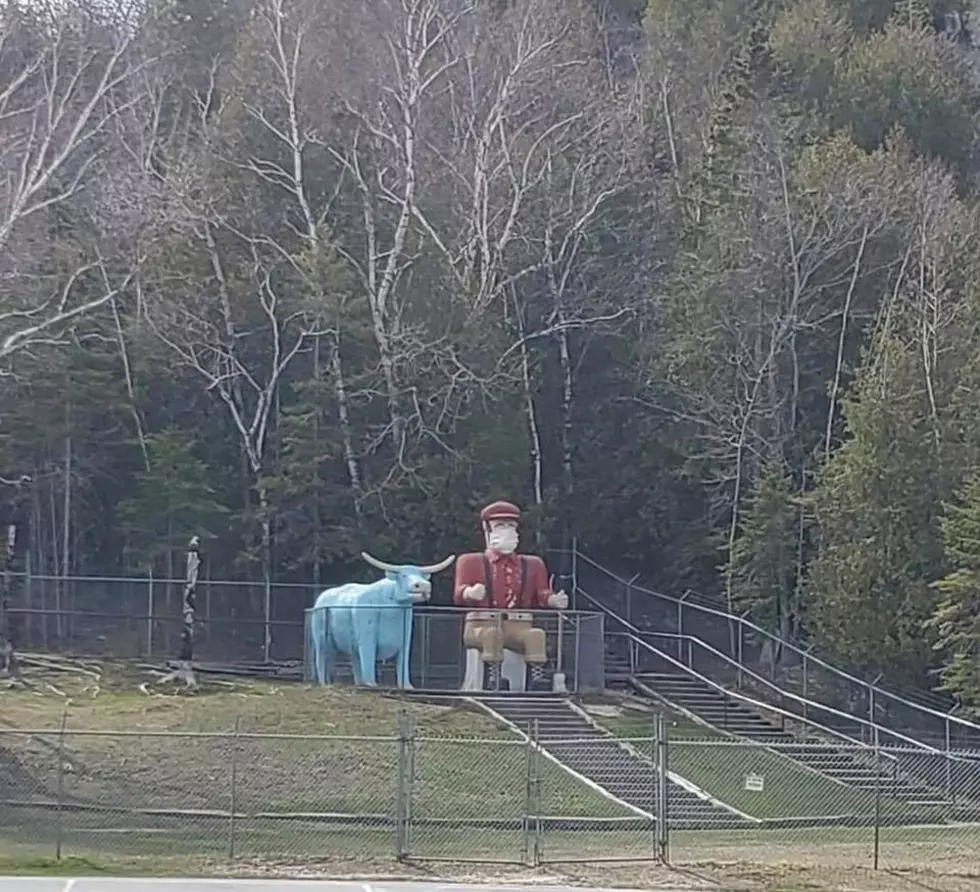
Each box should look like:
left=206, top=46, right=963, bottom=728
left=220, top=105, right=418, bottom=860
left=453, top=500, right=568, bottom=691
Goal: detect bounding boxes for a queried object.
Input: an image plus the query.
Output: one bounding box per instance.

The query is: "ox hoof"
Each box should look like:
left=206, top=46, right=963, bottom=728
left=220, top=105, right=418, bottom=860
left=399, top=682, right=415, bottom=691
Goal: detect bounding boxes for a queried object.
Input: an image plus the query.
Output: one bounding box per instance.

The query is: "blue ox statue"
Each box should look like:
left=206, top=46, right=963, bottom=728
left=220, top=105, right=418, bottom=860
left=308, top=551, right=455, bottom=689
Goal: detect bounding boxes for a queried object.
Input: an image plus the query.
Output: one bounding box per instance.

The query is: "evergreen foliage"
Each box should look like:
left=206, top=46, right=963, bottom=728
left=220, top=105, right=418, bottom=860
left=929, top=472, right=980, bottom=715
left=3, top=0, right=980, bottom=705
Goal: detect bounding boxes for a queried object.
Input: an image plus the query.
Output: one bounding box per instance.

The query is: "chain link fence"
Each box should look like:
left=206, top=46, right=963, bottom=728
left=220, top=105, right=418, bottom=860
left=666, top=738, right=980, bottom=876
left=3, top=715, right=979, bottom=876
left=568, top=548, right=980, bottom=753
left=5, top=575, right=608, bottom=693
left=5, top=573, right=315, bottom=664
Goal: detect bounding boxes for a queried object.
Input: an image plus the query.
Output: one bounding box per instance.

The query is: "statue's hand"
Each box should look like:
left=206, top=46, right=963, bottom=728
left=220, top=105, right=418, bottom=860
left=462, top=583, right=487, bottom=603
left=547, top=590, right=569, bottom=610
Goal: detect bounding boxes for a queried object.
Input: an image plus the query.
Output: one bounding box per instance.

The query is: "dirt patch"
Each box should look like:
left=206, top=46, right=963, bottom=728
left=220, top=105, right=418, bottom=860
left=217, top=857, right=980, bottom=892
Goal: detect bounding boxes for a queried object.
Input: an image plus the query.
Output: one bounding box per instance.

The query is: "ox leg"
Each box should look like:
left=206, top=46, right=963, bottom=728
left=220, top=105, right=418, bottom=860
left=396, top=608, right=415, bottom=690
left=353, top=612, right=379, bottom=687
left=323, top=632, right=337, bottom=684
left=349, top=640, right=364, bottom=685
left=310, top=608, right=327, bottom=685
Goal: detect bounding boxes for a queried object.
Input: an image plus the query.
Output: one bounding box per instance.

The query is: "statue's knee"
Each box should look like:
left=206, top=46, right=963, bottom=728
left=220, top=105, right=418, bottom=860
left=523, top=628, right=546, bottom=660
left=527, top=628, right=546, bottom=649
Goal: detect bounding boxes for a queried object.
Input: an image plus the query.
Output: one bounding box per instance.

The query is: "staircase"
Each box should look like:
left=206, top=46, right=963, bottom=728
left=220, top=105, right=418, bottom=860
left=637, top=672, right=945, bottom=804
left=603, top=648, right=631, bottom=689
left=478, top=696, right=753, bottom=829
left=573, top=545, right=980, bottom=770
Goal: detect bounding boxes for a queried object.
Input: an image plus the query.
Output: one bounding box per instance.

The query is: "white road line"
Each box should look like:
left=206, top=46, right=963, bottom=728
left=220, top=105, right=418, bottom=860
left=62, top=881, right=75, bottom=892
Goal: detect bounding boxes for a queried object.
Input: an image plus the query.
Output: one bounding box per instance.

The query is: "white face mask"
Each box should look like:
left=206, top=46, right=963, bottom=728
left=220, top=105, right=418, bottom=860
left=487, top=526, right=519, bottom=554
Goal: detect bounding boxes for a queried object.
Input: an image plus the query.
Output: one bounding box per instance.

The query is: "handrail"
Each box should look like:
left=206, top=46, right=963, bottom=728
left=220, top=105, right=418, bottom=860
left=581, top=585, right=961, bottom=763
left=569, top=547, right=980, bottom=737
left=611, top=625, right=899, bottom=766
left=580, top=587, right=892, bottom=758
left=612, top=628, right=974, bottom=764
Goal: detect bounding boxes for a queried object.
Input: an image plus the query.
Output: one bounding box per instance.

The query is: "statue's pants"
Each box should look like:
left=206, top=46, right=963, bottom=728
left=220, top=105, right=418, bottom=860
left=463, top=613, right=546, bottom=664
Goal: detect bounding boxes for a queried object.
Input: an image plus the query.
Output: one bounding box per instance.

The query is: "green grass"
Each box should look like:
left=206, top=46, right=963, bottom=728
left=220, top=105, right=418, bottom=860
left=0, top=662, right=633, bottom=828
left=583, top=700, right=939, bottom=822
left=2, top=814, right=978, bottom=877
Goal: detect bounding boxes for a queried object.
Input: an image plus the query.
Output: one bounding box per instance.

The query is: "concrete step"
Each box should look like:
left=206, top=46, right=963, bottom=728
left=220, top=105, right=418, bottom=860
left=481, top=697, right=752, bottom=827
left=631, top=676, right=955, bottom=803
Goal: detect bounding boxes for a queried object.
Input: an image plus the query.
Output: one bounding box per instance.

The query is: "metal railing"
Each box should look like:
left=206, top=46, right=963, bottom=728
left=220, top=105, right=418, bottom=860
left=579, top=585, right=980, bottom=803
left=625, top=631, right=980, bottom=802
left=300, top=605, right=606, bottom=693
left=5, top=588, right=606, bottom=693
left=564, top=546, right=980, bottom=750
left=591, top=612, right=903, bottom=774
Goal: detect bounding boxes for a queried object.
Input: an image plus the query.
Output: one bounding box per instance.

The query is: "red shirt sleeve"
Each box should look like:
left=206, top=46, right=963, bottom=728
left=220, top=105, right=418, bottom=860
left=525, top=556, right=552, bottom=608
left=453, top=553, right=486, bottom=606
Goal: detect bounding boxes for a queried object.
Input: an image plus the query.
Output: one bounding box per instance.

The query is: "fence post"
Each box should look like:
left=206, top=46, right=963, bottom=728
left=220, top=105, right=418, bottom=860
left=521, top=723, right=532, bottom=865
left=229, top=716, right=240, bottom=859
left=147, top=569, right=154, bottom=660
left=868, top=675, right=881, bottom=745
left=944, top=714, right=953, bottom=805
left=570, top=537, right=578, bottom=610
left=872, top=725, right=881, bottom=871
left=656, top=711, right=669, bottom=863
left=531, top=719, right=541, bottom=865
left=395, top=710, right=412, bottom=859
left=24, top=549, right=31, bottom=650
left=625, top=573, right=639, bottom=675
left=420, top=614, right=430, bottom=690
left=651, top=711, right=660, bottom=861
left=676, top=593, right=689, bottom=662
left=736, top=612, right=749, bottom=690
left=521, top=720, right=541, bottom=867
left=801, top=648, right=811, bottom=740
left=55, top=709, right=67, bottom=860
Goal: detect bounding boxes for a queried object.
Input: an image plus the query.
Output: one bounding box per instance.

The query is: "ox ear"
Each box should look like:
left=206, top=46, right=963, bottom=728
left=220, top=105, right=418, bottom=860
left=384, top=570, right=399, bottom=581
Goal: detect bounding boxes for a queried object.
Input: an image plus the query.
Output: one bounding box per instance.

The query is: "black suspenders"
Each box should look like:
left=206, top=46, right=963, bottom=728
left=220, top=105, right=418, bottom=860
left=480, top=555, right=528, bottom=609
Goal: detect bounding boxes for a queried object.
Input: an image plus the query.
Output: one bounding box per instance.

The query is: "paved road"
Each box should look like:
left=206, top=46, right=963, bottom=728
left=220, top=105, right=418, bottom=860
left=0, top=881, right=655, bottom=892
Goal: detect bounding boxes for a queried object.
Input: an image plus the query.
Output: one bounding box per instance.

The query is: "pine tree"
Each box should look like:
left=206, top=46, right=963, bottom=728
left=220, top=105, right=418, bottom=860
left=116, top=427, right=230, bottom=577
left=928, top=472, right=980, bottom=715
left=805, top=334, right=947, bottom=682
left=727, top=458, right=800, bottom=639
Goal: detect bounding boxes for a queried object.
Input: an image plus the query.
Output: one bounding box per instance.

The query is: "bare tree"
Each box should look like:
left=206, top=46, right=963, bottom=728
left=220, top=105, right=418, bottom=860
left=141, top=212, right=331, bottom=660
left=134, top=11, right=344, bottom=659
left=235, top=0, right=363, bottom=513
left=312, top=0, right=474, bottom=459
left=0, top=0, right=146, bottom=365
left=665, top=126, right=915, bottom=631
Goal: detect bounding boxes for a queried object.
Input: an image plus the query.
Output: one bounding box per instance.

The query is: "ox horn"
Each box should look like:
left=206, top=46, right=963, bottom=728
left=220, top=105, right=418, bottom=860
left=361, top=551, right=401, bottom=573
left=418, top=554, right=456, bottom=575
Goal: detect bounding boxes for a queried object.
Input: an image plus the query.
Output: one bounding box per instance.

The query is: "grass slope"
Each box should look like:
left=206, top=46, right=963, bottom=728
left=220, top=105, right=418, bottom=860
left=0, top=662, right=634, bottom=864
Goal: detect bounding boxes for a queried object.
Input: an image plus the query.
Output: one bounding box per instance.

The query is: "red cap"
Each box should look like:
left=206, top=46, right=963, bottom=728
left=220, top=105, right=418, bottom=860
left=480, top=500, right=522, bottom=525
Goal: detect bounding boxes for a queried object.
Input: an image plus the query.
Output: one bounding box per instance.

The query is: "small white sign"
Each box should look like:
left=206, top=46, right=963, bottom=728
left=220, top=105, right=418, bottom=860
left=744, top=773, right=765, bottom=792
